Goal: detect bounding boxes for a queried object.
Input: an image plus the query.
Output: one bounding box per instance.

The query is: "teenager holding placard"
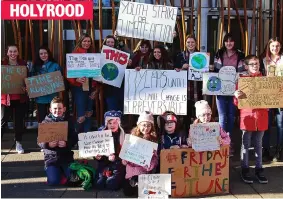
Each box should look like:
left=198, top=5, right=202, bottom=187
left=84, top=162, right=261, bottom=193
left=147, top=45, right=173, bottom=70
left=213, top=33, right=245, bottom=155
left=261, top=37, right=283, bottom=162
left=131, top=40, right=152, bottom=70
left=31, top=46, right=62, bottom=123
left=67, top=34, right=96, bottom=133
left=1, top=44, right=28, bottom=154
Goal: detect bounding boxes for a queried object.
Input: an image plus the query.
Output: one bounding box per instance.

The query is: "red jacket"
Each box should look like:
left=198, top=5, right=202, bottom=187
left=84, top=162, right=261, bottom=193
left=234, top=72, right=268, bottom=131
left=1, top=58, right=28, bottom=106
left=67, top=47, right=97, bottom=88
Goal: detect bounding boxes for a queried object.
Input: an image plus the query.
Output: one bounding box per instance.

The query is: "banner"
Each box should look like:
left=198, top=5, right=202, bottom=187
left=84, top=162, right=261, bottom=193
left=116, top=1, right=177, bottom=43
left=190, top=122, right=220, bottom=152
left=160, top=146, right=229, bottom=197
left=1, top=65, right=27, bottom=94
left=238, top=76, right=283, bottom=109
left=25, top=71, right=65, bottom=98
left=124, top=69, right=187, bottom=115
left=119, top=134, right=158, bottom=167
left=38, top=122, right=68, bottom=143
left=66, top=53, right=101, bottom=78
left=202, top=66, right=237, bottom=96
left=93, top=45, right=130, bottom=88
left=188, top=52, right=210, bottom=81
left=78, top=130, right=115, bottom=158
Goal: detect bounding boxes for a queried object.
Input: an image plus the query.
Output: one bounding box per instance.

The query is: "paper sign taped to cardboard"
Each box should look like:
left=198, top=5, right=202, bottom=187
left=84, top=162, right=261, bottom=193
left=38, top=122, right=68, bottom=143
left=188, top=52, right=210, bottom=81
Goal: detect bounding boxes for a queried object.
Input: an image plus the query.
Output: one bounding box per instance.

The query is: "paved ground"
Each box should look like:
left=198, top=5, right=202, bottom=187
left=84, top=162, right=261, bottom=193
left=1, top=128, right=283, bottom=198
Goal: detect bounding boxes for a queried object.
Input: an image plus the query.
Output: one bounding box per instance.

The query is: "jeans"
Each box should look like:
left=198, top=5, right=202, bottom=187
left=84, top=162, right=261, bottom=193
left=72, top=86, right=94, bottom=133
left=241, top=131, right=264, bottom=169
left=216, top=96, right=236, bottom=136
left=105, top=85, right=124, bottom=112
left=37, top=103, right=50, bottom=123
left=45, top=165, right=70, bottom=185
left=276, top=109, right=283, bottom=147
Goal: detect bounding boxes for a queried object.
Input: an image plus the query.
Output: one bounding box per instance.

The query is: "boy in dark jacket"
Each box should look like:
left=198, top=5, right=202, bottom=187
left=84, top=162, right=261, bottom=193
left=38, top=97, right=77, bottom=185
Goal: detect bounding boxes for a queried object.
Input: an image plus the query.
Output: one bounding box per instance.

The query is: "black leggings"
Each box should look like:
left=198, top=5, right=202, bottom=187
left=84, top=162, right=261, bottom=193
left=123, top=177, right=138, bottom=197
left=37, top=103, right=50, bottom=123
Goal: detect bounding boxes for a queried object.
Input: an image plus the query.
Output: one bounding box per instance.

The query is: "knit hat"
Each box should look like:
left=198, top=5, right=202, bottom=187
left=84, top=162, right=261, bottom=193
left=137, top=111, right=154, bottom=125
left=104, top=110, right=122, bottom=125
left=157, top=111, right=178, bottom=129
left=163, top=114, right=177, bottom=123
left=195, top=100, right=212, bottom=117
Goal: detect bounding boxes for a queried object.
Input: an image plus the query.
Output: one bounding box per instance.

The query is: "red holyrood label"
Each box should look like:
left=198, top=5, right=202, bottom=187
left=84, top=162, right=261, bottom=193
left=1, top=0, right=93, bottom=20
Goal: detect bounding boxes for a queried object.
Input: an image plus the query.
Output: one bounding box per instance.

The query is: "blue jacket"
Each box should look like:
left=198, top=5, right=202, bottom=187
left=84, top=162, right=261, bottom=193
left=32, top=61, right=62, bottom=104
left=161, top=132, right=182, bottom=150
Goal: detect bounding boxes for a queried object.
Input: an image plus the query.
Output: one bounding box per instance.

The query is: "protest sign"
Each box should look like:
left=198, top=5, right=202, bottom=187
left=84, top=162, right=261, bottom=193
left=188, top=53, right=210, bottom=81
left=25, top=71, right=65, bottom=98
left=78, top=130, right=115, bottom=158
left=202, top=66, right=237, bottom=96
left=160, top=146, right=229, bottom=197
left=116, top=1, right=177, bottom=43
left=138, top=174, right=171, bottom=197
left=124, top=69, right=187, bottom=115
left=66, top=53, right=101, bottom=78
left=119, top=134, right=158, bottom=167
left=38, top=122, right=68, bottom=143
left=238, top=76, right=283, bottom=108
left=93, top=45, right=129, bottom=88
left=190, top=122, right=220, bottom=152
left=1, top=65, right=27, bottom=94
left=138, top=196, right=168, bottom=199
left=267, top=64, right=283, bottom=77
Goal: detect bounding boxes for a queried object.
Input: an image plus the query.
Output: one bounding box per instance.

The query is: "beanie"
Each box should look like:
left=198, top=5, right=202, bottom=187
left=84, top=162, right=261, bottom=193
left=137, top=111, right=154, bottom=125
left=195, top=100, right=212, bottom=117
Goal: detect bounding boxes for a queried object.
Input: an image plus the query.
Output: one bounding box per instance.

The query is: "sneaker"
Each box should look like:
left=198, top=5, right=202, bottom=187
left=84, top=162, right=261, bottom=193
left=241, top=168, right=253, bottom=184
left=272, top=147, right=282, bottom=162
left=16, top=141, right=24, bottom=154
left=262, top=148, right=272, bottom=162
left=255, top=168, right=268, bottom=184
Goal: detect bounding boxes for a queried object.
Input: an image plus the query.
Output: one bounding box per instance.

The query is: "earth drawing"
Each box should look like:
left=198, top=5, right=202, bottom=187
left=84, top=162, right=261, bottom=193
left=101, top=63, right=119, bottom=81
left=191, top=53, right=207, bottom=70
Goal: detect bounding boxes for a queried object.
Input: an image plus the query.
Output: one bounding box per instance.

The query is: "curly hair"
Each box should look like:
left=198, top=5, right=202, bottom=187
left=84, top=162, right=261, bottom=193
left=131, top=124, right=158, bottom=143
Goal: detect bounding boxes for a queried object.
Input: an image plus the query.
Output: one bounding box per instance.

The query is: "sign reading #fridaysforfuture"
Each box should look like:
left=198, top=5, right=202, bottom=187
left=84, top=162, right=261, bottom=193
left=66, top=53, right=101, bottom=78
left=116, top=1, right=177, bottom=43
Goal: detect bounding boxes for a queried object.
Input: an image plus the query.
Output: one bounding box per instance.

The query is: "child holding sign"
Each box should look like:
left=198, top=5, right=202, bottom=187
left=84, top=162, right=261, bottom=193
left=122, top=111, right=158, bottom=197
left=187, top=100, right=231, bottom=147
left=38, top=97, right=77, bottom=185
left=94, top=110, right=126, bottom=190
left=234, top=55, right=268, bottom=184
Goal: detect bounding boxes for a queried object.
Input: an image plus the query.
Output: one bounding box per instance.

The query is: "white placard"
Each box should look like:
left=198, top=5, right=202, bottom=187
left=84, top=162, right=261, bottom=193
left=93, top=45, right=130, bottom=88
left=78, top=130, right=115, bottom=158
left=190, top=122, right=220, bottom=152
left=138, top=174, right=171, bottom=197
left=124, top=69, right=187, bottom=115
left=116, top=1, right=178, bottom=43
left=188, top=52, right=210, bottom=81
left=119, top=134, right=158, bottom=167
left=66, top=53, right=101, bottom=78
left=202, top=66, right=238, bottom=96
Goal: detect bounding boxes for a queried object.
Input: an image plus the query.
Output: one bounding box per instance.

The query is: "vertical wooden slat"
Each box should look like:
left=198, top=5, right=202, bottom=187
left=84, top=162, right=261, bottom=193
left=58, top=20, right=64, bottom=100
left=197, top=0, right=201, bottom=50
left=39, top=21, right=43, bottom=46
left=86, top=20, right=90, bottom=35
left=249, top=0, right=256, bottom=54
left=15, top=20, right=22, bottom=58
left=280, top=0, right=283, bottom=41
left=190, top=0, right=194, bottom=35
left=176, top=17, right=184, bottom=51
left=273, top=0, right=277, bottom=38
left=180, top=0, right=186, bottom=51
left=90, top=20, right=95, bottom=50
left=72, top=21, right=79, bottom=43
left=24, top=21, right=28, bottom=61
left=77, top=20, right=82, bottom=38
left=228, top=0, right=231, bottom=33
left=218, top=0, right=224, bottom=50
left=28, top=20, right=35, bottom=64
left=112, top=0, right=116, bottom=34
left=232, top=0, right=245, bottom=51
left=49, top=20, right=55, bottom=53
left=170, top=0, right=174, bottom=6
left=11, top=20, right=17, bottom=44
left=243, top=0, right=248, bottom=55
left=99, top=0, right=103, bottom=49
left=258, top=0, right=262, bottom=53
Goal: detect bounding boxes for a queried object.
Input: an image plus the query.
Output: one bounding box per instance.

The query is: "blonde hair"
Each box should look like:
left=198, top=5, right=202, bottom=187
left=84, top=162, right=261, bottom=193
left=132, top=123, right=158, bottom=143
left=50, top=97, right=64, bottom=106
left=73, top=34, right=94, bottom=53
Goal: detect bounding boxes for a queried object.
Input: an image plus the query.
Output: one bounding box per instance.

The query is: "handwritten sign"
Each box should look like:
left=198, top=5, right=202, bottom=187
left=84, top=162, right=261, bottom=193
left=267, top=64, right=283, bottom=77
left=116, top=1, right=177, bottom=43
left=38, top=122, right=68, bottom=143
left=93, top=45, right=129, bottom=88
left=119, top=134, right=158, bottom=167
left=188, top=53, right=210, bottom=81
left=238, top=76, right=283, bottom=108
left=78, top=130, right=115, bottom=158
left=190, top=122, right=220, bottom=152
left=124, top=69, right=187, bottom=115
left=138, top=174, right=171, bottom=197
left=25, top=71, right=65, bottom=98
left=160, top=146, right=229, bottom=197
left=66, top=53, right=101, bottom=78
left=1, top=65, right=27, bottom=94
left=202, top=66, right=238, bottom=96
left=138, top=196, right=168, bottom=199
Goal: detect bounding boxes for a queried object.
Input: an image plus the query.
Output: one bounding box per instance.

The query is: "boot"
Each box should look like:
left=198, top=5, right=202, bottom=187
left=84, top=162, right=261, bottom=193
left=255, top=168, right=268, bottom=184
left=272, top=146, right=282, bottom=162
left=241, top=168, right=253, bottom=184
left=262, top=148, right=272, bottom=162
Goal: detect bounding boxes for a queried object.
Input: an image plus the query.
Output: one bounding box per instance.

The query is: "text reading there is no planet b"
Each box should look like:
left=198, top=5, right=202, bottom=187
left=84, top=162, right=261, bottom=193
left=117, top=1, right=177, bottom=43
left=124, top=69, right=187, bottom=115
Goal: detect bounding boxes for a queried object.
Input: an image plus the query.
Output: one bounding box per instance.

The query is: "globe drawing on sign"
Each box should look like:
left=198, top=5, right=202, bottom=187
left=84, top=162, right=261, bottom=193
left=191, top=54, right=207, bottom=70
left=101, top=63, right=119, bottom=81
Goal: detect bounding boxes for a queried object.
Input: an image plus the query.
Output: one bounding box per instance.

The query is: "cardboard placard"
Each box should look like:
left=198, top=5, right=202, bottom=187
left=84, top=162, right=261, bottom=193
left=238, top=76, right=283, bottom=108
left=160, top=146, right=229, bottom=197
left=116, top=1, right=178, bottom=43
left=202, top=66, right=238, bottom=96
left=38, top=122, right=68, bottom=143
left=119, top=134, right=158, bottom=167
left=188, top=52, right=210, bottom=81
left=124, top=69, right=187, bottom=115
left=25, top=71, right=65, bottom=98
left=190, top=122, right=220, bottom=152
left=1, top=65, right=27, bottom=94
left=66, top=53, right=101, bottom=78
left=78, top=130, right=115, bottom=158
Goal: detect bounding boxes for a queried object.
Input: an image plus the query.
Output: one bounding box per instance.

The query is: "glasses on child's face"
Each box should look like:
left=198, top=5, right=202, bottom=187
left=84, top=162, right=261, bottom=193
left=199, top=113, right=212, bottom=117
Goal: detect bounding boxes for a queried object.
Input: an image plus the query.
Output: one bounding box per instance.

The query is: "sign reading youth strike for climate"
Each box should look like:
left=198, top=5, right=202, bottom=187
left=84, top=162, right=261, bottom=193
left=116, top=1, right=178, bottom=43
left=1, top=0, right=93, bottom=20
left=124, top=69, right=187, bottom=115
